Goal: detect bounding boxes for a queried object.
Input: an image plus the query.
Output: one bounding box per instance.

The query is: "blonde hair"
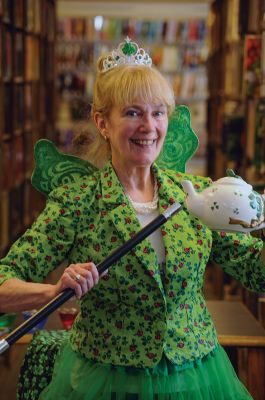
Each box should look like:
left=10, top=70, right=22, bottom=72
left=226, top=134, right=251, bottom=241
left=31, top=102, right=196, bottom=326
left=82, top=56, right=175, bottom=168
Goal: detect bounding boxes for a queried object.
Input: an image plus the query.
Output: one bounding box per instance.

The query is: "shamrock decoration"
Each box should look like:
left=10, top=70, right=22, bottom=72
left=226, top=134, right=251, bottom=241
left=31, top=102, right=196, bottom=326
left=122, top=37, right=137, bottom=56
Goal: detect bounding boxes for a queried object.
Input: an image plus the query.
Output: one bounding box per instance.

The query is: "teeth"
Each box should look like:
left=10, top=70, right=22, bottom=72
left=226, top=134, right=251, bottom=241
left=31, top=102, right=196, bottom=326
left=132, top=139, right=155, bottom=145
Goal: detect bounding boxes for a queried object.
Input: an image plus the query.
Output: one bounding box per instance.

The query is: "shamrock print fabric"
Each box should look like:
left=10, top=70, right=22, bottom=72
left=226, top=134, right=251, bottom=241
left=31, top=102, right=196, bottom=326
left=0, top=161, right=264, bottom=369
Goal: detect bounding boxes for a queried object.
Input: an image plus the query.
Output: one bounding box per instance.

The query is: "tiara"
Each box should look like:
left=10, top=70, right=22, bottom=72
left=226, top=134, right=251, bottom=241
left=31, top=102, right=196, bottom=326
left=102, top=37, right=152, bottom=72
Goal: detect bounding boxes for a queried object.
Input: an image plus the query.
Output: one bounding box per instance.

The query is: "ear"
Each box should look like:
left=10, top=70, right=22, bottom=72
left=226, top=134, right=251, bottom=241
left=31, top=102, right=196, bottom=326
left=94, top=112, right=108, bottom=139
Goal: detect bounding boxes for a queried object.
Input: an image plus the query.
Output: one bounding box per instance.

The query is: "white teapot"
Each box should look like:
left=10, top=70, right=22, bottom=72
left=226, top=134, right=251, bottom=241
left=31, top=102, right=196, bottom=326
left=181, top=170, right=265, bottom=233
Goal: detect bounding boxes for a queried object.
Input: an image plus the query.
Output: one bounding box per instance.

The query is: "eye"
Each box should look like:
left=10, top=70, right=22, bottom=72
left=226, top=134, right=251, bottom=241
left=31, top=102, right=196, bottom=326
left=153, top=110, right=166, bottom=118
left=125, top=109, right=141, bottom=117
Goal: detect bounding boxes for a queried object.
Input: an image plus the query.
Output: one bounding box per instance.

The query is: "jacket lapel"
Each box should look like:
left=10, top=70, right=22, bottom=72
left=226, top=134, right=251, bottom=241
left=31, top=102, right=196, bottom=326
left=100, top=162, right=187, bottom=292
left=153, top=164, right=187, bottom=273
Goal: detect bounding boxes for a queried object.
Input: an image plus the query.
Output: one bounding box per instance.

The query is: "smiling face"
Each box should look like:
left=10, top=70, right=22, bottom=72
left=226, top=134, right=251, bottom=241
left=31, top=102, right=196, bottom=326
left=92, top=64, right=175, bottom=170
left=95, top=101, right=168, bottom=172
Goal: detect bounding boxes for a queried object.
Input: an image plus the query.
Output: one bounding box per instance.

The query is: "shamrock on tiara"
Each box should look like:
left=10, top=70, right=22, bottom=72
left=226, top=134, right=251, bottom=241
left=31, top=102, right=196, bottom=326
left=102, top=37, right=152, bottom=72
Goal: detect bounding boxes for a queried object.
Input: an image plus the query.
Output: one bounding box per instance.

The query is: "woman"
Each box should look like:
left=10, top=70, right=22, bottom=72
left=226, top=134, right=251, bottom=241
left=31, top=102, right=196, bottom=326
left=0, top=38, right=264, bottom=399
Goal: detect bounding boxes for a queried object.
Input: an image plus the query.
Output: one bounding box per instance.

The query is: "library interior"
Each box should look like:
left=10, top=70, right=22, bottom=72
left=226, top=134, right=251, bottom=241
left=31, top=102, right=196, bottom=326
left=0, top=0, right=265, bottom=399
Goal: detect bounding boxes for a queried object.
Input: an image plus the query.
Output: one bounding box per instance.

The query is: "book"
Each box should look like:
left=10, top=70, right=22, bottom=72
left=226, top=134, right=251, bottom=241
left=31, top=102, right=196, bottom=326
left=25, top=35, right=40, bottom=80
left=2, top=140, right=12, bottom=190
left=0, top=23, right=2, bottom=78
left=14, top=84, right=24, bottom=133
left=225, top=0, right=240, bottom=43
left=3, top=0, right=12, bottom=23
left=243, top=35, right=261, bottom=98
left=247, top=0, right=260, bottom=33
left=23, top=179, right=32, bottom=226
left=13, top=134, right=24, bottom=186
left=14, top=0, right=24, bottom=28
left=224, top=44, right=242, bottom=97
left=253, top=99, right=265, bottom=180
left=9, top=184, right=24, bottom=240
left=24, top=131, right=34, bottom=177
left=3, top=27, right=12, bottom=81
left=26, top=0, right=35, bottom=32
left=34, top=0, right=41, bottom=34
left=14, top=31, right=24, bottom=79
left=245, top=98, right=257, bottom=181
left=0, top=190, right=10, bottom=252
left=3, top=83, right=12, bottom=136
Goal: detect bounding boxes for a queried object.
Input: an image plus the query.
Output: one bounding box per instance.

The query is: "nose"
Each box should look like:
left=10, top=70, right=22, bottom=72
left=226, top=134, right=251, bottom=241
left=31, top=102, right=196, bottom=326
left=139, top=113, right=155, bottom=132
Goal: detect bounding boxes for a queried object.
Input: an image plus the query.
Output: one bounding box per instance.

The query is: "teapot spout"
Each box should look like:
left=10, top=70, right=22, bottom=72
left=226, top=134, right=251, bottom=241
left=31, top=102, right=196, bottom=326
left=181, top=180, right=197, bottom=197
left=181, top=179, right=204, bottom=220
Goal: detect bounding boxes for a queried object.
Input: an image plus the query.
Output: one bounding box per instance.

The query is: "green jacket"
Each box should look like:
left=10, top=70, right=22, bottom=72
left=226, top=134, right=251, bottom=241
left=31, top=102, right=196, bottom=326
left=0, top=161, right=264, bottom=368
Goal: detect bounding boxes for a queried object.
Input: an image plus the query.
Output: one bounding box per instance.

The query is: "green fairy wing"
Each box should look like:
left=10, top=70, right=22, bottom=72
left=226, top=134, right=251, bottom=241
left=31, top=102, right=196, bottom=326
left=157, top=105, right=199, bottom=172
left=31, top=139, right=97, bottom=197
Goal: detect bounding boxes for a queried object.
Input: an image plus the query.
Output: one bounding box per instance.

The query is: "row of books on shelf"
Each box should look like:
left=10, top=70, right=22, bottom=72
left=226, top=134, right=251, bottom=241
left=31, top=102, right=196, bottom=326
left=244, top=98, right=265, bottom=184
left=57, top=68, right=208, bottom=104
left=169, top=72, right=208, bottom=101
left=57, top=41, right=208, bottom=73
left=187, top=102, right=207, bottom=158
left=208, top=97, right=265, bottom=185
left=0, top=131, right=47, bottom=252
left=2, top=81, right=55, bottom=137
left=1, top=28, right=55, bottom=81
left=208, top=0, right=262, bottom=52
left=0, top=180, right=44, bottom=253
left=1, top=133, right=37, bottom=191
left=57, top=17, right=208, bottom=44
left=0, top=0, right=55, bottom=40
left=208, top=34, right=263, bottom=99
left=0, top=125, right=55, bottom=192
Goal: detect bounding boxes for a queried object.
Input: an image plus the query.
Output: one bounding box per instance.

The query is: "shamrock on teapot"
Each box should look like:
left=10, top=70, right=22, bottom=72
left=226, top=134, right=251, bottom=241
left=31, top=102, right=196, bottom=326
left=181, top=170, right=265, bottom=233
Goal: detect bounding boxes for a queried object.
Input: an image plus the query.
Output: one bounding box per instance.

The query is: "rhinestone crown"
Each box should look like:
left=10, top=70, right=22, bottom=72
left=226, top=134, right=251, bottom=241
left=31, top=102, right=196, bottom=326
left=102, top=37, right=152, bottom=72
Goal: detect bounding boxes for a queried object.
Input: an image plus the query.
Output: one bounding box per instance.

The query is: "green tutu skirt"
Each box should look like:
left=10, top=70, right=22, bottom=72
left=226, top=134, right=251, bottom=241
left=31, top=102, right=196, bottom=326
left=39, top=342, right=252, bottom=400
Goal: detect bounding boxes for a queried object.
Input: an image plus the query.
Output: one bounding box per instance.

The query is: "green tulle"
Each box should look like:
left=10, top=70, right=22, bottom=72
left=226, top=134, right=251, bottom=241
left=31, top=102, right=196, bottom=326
left=39, top=342, right=252, bottom=400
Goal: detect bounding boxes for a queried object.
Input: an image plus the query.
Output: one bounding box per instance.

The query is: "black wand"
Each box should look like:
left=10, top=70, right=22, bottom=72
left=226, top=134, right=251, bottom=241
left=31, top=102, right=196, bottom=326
left=0, top=202, right=182, bottom=354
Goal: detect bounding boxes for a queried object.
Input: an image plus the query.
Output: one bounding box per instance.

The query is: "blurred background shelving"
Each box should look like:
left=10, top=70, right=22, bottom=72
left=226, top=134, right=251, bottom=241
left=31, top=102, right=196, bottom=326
left=55, top=12, right=210, bottom=178
left=0, top=0, right=56, bottom=256
left=207, top=0, right=265, bottom=187
left=0, top=2, right=265, bottom=399
left=0, top=0, right=263, bottom=302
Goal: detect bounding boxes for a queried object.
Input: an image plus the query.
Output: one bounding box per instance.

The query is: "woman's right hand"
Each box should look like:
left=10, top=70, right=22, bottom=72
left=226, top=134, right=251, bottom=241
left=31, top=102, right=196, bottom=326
left=54, top=262, right=100, bottom=299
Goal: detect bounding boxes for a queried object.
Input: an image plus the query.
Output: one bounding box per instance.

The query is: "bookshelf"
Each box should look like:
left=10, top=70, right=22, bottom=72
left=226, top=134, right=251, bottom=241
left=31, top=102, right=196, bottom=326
left=0, top=0, right=56, bottom=256
left=207, top=0, right=265, bottom=316
left=55, top=16, right=209, bottom=174
left=207, top=0, right=265, bottom=186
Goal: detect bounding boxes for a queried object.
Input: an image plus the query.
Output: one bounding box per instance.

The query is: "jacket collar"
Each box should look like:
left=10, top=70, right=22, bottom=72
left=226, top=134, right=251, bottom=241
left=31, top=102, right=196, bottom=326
left=100, top=160, right=186, bottom=207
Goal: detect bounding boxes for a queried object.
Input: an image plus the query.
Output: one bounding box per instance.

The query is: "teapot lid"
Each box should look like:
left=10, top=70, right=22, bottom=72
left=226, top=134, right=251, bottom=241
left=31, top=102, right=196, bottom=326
left=214, top=176, right=252, bottom=189
left=214, top=169, right=252, bottom=190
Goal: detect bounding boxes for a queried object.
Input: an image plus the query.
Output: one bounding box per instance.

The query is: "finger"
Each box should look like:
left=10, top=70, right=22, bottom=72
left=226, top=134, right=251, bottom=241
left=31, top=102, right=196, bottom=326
left=63, top=272, right=83, bottom=299
left=73, top=273, right=89, bottom=297
left=81, top=270, right=99, bottom=293
left=85, top=271, right=95, bottom=290
left=82, top=263, right=99, bottom=285
left=70, top=266, right=98, bottom=296
left=65, top=264, right=99, bottom=296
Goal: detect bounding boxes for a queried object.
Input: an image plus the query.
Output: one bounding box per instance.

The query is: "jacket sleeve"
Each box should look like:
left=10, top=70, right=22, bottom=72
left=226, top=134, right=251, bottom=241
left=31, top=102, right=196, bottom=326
left=0, top=185, right=78, bottom=285
left=210, top=230, right=265, bottom=293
